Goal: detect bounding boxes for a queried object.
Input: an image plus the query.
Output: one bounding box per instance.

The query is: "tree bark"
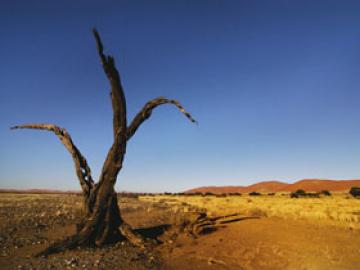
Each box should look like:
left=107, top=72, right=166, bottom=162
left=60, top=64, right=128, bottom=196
left=11, top=28, right=196, bottom=256
left=10, top=124, right=95, bottom=215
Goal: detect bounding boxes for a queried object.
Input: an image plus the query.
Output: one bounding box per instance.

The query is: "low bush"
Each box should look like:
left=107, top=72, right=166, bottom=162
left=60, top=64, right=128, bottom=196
left=349, top=187, right=360, bottom=198
left=228, top=192, right=242, bottom=196
left=320, top=190, right=331, bottom=196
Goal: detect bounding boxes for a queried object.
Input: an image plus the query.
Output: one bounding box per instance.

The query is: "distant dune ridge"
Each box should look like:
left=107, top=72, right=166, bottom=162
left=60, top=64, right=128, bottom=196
left=1, top=179, right=360, bottom=194
left=186, top=179, right=360, bottom=194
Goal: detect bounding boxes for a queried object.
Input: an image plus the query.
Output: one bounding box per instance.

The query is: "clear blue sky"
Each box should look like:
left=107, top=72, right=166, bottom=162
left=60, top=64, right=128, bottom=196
left=1, top=1, right=360, bottom=192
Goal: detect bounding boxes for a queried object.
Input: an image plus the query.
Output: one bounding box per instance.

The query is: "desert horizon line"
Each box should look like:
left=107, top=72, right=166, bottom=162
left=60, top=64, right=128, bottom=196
left=1, top=178, right=359, bottom=193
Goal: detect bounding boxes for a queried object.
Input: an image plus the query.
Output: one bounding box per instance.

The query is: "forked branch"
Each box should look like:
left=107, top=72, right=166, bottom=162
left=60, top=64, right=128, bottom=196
left=127, top=97, right=197, bottom=140
left=10, top=124, right=94, bottom=196
left=93, top=28, right=128, bottom=183
left=93, top=28, right=127, bottom=141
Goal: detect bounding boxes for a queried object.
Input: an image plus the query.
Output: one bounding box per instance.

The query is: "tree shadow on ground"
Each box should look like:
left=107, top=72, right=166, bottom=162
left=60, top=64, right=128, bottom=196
left=199, top=215, right=260, bottom=235
left=215, top=216, right=260, bottom=225
left=133, top=215, right=261, bottom=245
left=135, top=224, right=171, bottom=243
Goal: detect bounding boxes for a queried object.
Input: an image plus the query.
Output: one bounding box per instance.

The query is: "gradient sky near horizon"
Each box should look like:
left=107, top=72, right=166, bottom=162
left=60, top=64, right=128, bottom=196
left=1, top=1, right=360, bottom=192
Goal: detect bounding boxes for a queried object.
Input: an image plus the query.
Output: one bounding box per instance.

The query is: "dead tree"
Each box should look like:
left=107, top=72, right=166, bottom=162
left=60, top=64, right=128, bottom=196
left=11, top=29, right=196, bottom=256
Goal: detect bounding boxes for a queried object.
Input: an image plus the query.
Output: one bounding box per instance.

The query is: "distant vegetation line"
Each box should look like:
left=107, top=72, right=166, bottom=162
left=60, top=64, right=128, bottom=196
left=185, top=179, right=360, bottom=194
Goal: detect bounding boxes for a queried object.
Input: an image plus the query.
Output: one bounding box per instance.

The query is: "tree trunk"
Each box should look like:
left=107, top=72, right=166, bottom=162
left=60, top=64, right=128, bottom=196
left=77, top=189, right=122, bottom=243
left=11, top=28, right=196, bottom=257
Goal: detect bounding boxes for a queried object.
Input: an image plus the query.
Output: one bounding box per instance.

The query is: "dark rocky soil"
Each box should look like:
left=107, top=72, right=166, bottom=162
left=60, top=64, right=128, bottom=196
left=0, top=194, right=171, bottom=270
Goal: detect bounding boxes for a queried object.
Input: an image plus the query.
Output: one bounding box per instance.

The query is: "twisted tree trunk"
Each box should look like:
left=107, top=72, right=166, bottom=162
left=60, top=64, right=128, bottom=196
left=11, top=29, right=196, bottom=256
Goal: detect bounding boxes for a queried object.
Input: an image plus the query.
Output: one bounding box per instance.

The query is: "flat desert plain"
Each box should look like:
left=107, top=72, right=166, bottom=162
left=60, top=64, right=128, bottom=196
left=0, top=193, right=359, bottom=270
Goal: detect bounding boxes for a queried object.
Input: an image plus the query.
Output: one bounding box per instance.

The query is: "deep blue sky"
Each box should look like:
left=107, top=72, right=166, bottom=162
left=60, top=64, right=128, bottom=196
left=1, top=1, right=360, bottom=192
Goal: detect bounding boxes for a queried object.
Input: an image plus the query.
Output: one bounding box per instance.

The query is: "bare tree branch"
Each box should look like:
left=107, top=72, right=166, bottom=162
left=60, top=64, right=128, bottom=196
left=127, top=97, right=197, bottom=141
left=93, top=28, right=127, bottom=140
left=92, top=28, right=127, bottom=186
left=10, top=124, right=94, bottom=196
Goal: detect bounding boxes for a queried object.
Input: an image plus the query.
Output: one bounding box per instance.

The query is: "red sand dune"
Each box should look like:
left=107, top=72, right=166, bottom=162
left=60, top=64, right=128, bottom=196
left=186, top=179, right=360, bottom=194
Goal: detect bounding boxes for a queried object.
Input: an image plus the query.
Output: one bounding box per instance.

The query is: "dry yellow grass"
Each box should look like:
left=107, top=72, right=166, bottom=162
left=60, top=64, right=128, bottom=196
left=140, top=194, right=360, bottom=230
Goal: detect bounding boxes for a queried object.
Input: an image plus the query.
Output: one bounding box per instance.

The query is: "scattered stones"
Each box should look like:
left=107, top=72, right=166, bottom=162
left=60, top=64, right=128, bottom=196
left=64, top=257, right=79, bottom=267
left=0, top=194, right=164, bottom=270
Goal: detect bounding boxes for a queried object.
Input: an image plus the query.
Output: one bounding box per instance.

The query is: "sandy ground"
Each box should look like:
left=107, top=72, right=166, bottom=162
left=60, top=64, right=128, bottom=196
left=159, top=217, right=360, bottom=270
left=0, top=194, right=359, bottom=270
